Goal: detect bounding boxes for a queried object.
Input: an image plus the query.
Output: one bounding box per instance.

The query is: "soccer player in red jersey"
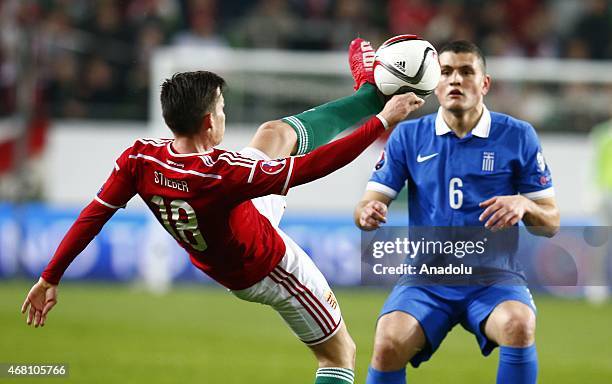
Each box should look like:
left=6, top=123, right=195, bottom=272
left=21, top=39, right=424, bottom=384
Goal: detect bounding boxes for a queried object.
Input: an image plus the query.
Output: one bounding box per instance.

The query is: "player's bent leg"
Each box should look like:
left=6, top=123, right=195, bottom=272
left=371, top=311, right=426, bottom=370
left=248, top=120, right=298, bottom=159
left=283, top=83, right=383, bottom=155
left=484, top=300, right=536, bottom=347
left=232, top=230, right=355, bottom=383
left=309, top=322, right=357, bottom=383
left=366, top=311, right=426, bottom=384
left=309, top=322, right=356, bottom=367
left=274, top=233, right=354, bottom=383
left=368, top=285, right=457, bottom=384
left=484, top=300, right=538, bottom=384
left=249, top=82, right=383, bottom=159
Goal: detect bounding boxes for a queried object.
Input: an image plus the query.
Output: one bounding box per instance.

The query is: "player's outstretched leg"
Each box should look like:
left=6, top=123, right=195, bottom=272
left=366, top=311, right=426, bottom=384
left=231, top=229, right=358, bottom=383
left=484, top=301, right=538, bottom=384
left=248, top=38, right=383, bottom=159
left=309, top=323, right=357, bottom=384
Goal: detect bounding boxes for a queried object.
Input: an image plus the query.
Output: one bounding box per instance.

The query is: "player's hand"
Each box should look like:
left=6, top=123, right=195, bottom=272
left=357, top=200, right=388, bottom=231
left=479, top=195, right=531, bottom=231
left=379, top=92, right=425, bottom=128
left=21, top=277, right=58, bottom=327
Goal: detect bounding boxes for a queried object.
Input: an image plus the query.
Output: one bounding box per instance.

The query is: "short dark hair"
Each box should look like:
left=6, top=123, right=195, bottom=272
left=160, top=71, right=226, bottom=136
left=438, top=40, right=486, bottom=70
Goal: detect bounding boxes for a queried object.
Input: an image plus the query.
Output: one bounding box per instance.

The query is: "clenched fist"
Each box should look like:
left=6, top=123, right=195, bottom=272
left=356, top=200, right=388, bottom=231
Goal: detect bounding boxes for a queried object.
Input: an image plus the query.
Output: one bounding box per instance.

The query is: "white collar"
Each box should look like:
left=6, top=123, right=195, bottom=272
left=435, top=105, right=491, bottom=138
left=166, top=141, right=214, bottom=157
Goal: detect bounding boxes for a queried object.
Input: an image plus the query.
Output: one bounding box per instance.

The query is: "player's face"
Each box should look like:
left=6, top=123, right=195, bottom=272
left=210, top=91, right=226, bottom=145
left=434, top=52, right=490, bottom=113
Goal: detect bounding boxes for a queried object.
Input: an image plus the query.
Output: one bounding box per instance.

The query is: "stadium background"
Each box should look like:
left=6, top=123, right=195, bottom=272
left=0, top=0, right=611, bottom=383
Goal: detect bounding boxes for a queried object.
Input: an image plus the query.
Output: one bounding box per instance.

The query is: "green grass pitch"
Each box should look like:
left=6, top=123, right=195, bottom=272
left=1, top=280, right=611, bottom=383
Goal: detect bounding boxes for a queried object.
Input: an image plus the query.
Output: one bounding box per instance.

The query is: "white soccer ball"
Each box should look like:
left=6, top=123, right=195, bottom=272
left=374, top=35, right=441, bottom=96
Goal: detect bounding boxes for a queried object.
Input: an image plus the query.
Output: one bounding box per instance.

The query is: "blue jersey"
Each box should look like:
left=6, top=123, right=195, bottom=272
left=368, top=106, right=554, bottom=226
left=367, top=106, right=554, bottom=283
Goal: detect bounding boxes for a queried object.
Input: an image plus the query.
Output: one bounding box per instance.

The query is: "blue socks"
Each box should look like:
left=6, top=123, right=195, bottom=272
left=366, top=366, right=406, bottom=384
left=497, top=345, right=538, bottom=384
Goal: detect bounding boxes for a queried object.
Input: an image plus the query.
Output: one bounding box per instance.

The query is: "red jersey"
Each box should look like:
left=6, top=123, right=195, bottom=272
left=98, top=139, right=295, bottom=289
left=41, top=116, right=385, bottom=289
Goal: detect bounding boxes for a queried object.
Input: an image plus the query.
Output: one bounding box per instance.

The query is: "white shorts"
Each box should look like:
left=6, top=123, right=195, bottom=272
left=231, top=230, right=343, bottom=345
left=233, top=148, right=343, bottom=345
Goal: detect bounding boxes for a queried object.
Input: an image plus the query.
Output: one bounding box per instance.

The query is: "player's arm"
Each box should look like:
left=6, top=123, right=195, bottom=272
left=287, top=93, right=422, bottom=187
left=21, top=148, right=137, bottom=327
left=354, top=191, right=392, bottom=231
left=21, top=200, right=118, bottom=327
left=479, top=195, right=560, bottom=237
left=21, top=201, right=116, bottom=327
left=354, top=111, right=409, bottom=231
left=523, top=196, right=560, bottom=236
left=226, top=93, right=423, bottom=202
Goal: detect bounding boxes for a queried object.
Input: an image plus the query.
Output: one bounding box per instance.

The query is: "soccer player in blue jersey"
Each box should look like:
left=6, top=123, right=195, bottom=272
left=354, top=41, right=560, bottom=384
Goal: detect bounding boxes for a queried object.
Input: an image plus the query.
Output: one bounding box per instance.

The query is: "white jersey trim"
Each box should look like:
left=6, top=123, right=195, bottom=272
left=247, top=162, right=257, bottom=183
left=137, top=138, right=173, bottom=147
left=217, top=154, right=255, bottom=168
left=219, top=152, right=256, bottom=162
left=281, top=157, right=295, bottom=195
left=199, top=155, right=215, bottom=167
left=225, top=151, right=257, bottom=162
left=166, top=141, right=214, bottom=157
left=129, top=154, right=222, bottom=179
left=366, top=181, right=398, bottom=199
left=521, top=187, right=555, bottom=200
left=94, top=196, right=124, bottom=210
left=375, top=114, right=389, bottom=130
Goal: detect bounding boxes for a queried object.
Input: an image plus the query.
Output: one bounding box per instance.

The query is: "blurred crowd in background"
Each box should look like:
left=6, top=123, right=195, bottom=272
left=0, top=0, right=611, bottom=121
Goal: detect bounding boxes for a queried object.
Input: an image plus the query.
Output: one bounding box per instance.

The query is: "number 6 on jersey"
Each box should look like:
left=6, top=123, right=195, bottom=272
left=151, top=195, right=208, bottom=251
left=449, top=177, right=463, bottom=209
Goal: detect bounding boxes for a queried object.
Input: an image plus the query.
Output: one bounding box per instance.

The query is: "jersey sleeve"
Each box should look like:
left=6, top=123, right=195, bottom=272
left=41, top=146, right=139, bottom=284
left=217, top=152, right=295, bottom=204
left=366, top=126, right=409, bottom=199
left=95, top=146, right=138, bottom=209
left=515, top=124, right=554, bottom=200
left=41, top=201, right=116, bottom=284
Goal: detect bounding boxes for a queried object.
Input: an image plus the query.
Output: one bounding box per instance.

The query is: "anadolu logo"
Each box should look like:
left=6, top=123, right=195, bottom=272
left=260, top=159, right=287, bottom=175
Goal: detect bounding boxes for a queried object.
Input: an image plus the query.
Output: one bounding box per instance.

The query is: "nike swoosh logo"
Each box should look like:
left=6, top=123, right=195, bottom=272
left=417, top=153, right=439, bottom=163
